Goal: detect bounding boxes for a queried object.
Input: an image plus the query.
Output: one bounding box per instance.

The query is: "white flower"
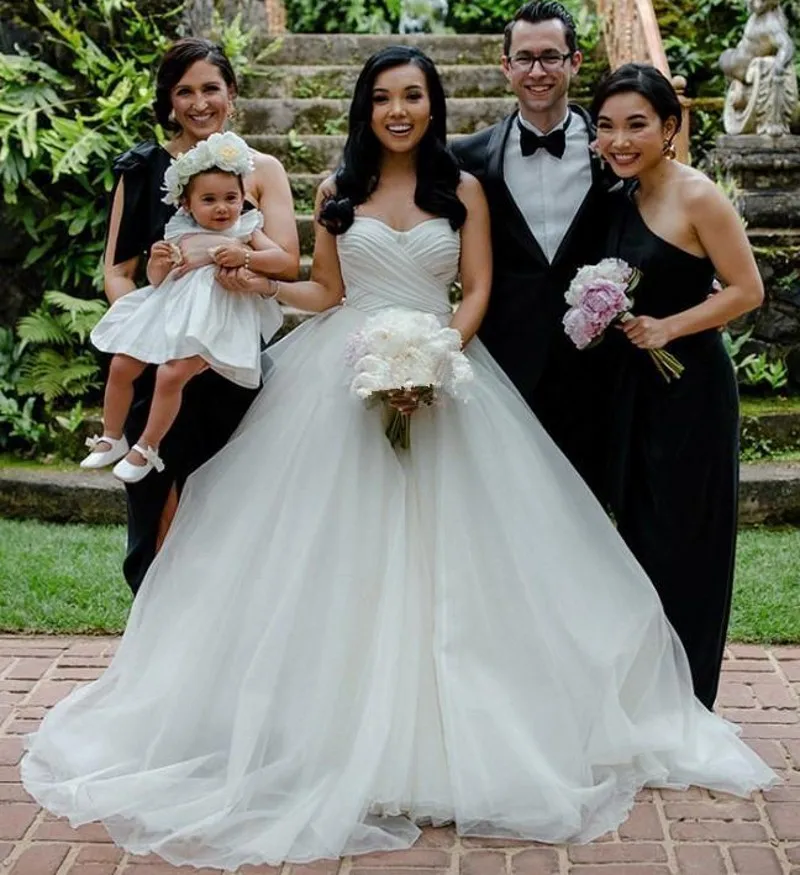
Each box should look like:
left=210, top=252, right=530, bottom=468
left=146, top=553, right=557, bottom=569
left=345, top=308, right=473, bottom=403
left=161, top=132, right=255, bottom=206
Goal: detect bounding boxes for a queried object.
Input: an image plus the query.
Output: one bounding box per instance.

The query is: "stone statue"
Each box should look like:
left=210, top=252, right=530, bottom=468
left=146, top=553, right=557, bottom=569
left=399, top=0, right=449, bottom=33
left=719, top=0, right=798, bottom=136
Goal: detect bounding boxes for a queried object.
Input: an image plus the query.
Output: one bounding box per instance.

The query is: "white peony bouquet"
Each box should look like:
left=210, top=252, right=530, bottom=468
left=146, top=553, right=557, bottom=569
left=346, top=308, right=473, bottom=449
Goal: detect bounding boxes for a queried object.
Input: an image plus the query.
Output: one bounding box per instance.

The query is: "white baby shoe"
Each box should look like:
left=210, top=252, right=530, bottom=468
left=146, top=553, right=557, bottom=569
left=80, top=435, right=130, bottom=469
left=112, top=444, right=165, bottom=484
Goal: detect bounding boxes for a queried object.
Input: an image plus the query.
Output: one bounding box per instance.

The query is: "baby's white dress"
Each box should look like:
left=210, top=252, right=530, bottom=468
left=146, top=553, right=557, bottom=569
left=91, top=209, right=282, bottom=389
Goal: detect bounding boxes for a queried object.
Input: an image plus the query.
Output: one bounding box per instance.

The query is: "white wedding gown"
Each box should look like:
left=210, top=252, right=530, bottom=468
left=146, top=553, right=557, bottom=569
left=23, top=216, right=776, bottom=870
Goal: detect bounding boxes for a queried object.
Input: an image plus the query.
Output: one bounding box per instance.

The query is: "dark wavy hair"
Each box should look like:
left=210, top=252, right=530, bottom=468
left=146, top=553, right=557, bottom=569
left=590, top=63, right=682, bottom=134
left=318, top=46, right=466, bottom=236
left=155, top=38, right=238, bottom=132
left=503, top=1, right=578, bottom=57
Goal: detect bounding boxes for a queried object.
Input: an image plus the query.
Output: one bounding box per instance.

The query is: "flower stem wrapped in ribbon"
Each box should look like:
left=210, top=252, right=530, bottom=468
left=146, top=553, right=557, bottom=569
left=346, top=309, right=474, bottom=450
left=563, top=258, right=684, bottom=382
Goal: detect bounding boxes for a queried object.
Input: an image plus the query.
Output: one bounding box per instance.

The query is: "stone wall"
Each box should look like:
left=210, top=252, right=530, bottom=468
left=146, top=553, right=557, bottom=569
left=712, top=135, right=800, bottom=388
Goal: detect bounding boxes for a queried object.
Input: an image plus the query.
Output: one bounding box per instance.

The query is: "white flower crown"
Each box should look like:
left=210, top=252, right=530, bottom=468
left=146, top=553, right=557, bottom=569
left=161, top=131, right=254, bottom=206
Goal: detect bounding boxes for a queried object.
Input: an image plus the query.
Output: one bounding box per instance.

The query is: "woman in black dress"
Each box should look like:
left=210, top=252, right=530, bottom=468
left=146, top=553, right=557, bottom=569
left=102, top=38, right=299, bottom=594
left=591, top=64, right=764, bottom=710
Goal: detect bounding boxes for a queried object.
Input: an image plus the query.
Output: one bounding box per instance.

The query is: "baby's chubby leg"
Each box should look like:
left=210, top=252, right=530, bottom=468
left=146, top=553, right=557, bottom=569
left=80, top=354, right=147, bottom=469
left=125, top=356, right=208, bottom=466
left=100, top=354, right=149, bottom=449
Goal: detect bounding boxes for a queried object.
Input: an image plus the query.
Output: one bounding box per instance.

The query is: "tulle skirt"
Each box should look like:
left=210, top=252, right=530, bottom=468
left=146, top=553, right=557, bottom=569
left=23, top=304, right=777, bottom=870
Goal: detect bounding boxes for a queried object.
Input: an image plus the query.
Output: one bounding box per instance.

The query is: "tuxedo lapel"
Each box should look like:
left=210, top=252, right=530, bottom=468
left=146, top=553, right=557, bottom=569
left=485, top=112, right=549, bottom=268
left=550, top=104, right=620, bottom=267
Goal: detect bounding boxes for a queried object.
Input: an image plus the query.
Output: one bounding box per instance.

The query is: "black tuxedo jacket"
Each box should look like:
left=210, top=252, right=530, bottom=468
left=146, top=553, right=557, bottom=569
left=450, top=105, right=620, bottom=502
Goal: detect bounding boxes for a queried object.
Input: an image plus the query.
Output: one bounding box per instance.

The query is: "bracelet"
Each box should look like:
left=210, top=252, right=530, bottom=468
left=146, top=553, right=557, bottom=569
left=243, top=250, right=251, bottom=271
left=260, top=279, right=281, bottom=300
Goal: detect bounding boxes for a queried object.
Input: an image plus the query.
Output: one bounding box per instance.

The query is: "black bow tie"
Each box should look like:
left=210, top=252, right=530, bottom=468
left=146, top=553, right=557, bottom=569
left=518, top=120, right=567, bottom=159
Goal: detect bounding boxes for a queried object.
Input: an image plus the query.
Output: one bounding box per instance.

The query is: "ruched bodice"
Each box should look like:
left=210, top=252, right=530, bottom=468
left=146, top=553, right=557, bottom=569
left=338, top=216, right=459, bottom=316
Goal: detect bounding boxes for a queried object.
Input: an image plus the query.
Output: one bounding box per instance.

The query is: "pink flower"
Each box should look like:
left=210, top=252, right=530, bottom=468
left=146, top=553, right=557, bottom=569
left=563, top=307, right=595, bottom=349
left=563, top=280, right=631, bottom=350
left=577, top=280, right=630, bottom=332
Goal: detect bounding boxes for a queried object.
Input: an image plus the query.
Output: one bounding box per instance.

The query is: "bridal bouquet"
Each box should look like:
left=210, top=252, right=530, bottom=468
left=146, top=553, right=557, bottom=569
left=346, top=308, right=473, bottom=450
left=563, top=258, right=684, bottom=382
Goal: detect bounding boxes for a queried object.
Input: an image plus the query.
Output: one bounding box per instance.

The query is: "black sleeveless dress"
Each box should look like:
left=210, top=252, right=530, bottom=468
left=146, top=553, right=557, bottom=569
left=109, top=142, right=259, bottom=595
left=605, top=191, right=739, bottom=710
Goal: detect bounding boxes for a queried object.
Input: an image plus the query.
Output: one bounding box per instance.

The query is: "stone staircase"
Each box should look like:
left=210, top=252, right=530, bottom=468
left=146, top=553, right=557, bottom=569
left=235, top=33, right=513, bottom=276
left=233, top=32, right=610, bottom=275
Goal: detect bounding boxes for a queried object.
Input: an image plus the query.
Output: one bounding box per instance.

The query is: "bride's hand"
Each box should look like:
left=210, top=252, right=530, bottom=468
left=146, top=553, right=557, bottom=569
left=387, top=389, right=421, bottom=414
left=215, top=266, right=271, bottom=295
left=621, top=315, right=674, bottom=350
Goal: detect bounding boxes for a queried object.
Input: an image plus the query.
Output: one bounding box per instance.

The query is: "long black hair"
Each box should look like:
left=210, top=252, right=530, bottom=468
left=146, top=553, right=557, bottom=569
left=590, top=63, right=682, bottom=133
left=155, top=38, right=238, bottom=132
left=318, top=46, right=466, bottom=235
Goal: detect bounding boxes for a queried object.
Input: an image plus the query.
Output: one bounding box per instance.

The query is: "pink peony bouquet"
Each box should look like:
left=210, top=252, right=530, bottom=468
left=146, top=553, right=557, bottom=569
left=563, top=258, right=684, bottom=382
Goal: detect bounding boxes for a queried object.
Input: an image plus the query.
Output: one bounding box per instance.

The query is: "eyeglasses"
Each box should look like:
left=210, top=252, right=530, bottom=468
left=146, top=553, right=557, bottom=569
left=508, top=51, right=573, bottom=73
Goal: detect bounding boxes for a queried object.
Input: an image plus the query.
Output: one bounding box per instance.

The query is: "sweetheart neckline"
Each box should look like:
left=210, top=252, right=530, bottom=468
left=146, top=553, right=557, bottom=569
left=352, top=215, right=452, bottom=234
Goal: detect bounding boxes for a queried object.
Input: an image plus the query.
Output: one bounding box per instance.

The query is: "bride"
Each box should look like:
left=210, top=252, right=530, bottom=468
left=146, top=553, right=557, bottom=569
left=22, top=46, right=776, bottom=870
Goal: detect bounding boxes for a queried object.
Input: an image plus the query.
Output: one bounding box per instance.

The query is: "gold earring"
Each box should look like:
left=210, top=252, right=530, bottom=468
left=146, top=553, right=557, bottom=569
left=662, top=139, right=676, bottom=160
left=228, top=102, right=237, bottom=120
left=168, top=109, right=176, bottom=124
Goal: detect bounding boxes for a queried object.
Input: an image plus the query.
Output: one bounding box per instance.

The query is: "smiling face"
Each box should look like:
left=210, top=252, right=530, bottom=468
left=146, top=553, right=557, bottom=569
left=184, top=170, right=244, bottom=231
left=595, top=91, right=677, bottom=178
left=370, top=62, right=432, bottom=155
left=502, top=18, right=581, bottom=131
left=170, top=59, right=234, bottom=142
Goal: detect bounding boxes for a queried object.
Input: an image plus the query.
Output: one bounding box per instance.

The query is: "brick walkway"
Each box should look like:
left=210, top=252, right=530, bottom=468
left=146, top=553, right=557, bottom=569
left=0, top=637, right=798, bottom=875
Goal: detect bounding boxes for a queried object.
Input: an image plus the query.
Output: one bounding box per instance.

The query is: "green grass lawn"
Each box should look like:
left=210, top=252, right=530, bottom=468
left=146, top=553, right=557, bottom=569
left=729, top=527, right=800, bottom=643
left=0, top=519, right=798, bottom=642
left=0, top=520, right=131, bottom=633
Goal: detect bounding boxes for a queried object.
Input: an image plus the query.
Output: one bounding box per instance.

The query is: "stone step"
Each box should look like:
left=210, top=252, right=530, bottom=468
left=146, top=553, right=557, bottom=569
left=290, top=172, right=326, bottom=211
left=243, top=64, right=509, bottom=100
left=247, top=134, right=345, bottom=174
left=747, top=227, right=800, bottom=249
left=235, top=97, right=515, bottom=136
left=253, top=34, right=503, bottom=66
left=739, top=460, right=800, bottom=525
left=247, top=132, right=473, bottom=174
left=297, top=214, right=315, bottom=254
left=2, top=462, right=798, bottom=527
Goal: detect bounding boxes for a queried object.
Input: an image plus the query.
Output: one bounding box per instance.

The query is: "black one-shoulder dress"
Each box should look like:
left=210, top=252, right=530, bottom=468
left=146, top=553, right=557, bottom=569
left=604, top=191, right=740, bottom=710
left=108, top=142, right=259, bottom=594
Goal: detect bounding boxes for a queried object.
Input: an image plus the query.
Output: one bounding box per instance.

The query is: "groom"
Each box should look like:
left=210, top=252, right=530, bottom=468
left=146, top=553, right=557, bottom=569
left=451, top=0, right=618, bottom=504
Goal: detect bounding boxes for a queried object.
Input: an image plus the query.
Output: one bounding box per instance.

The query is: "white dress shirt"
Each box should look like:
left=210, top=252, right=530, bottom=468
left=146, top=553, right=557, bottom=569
left=503, top=109, right=593, bottom=263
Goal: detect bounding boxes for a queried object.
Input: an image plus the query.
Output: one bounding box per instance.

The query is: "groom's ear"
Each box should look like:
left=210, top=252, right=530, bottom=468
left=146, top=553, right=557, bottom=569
left=570, top=50, right=583, bottom=75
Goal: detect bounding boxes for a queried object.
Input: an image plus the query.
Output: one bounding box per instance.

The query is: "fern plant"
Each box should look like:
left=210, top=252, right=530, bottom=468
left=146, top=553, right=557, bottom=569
left=16, top=292, right=107, bottom=403
left=0, top=1, right=255, bottom=304
left=0, top=0, right=174, bottom=301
